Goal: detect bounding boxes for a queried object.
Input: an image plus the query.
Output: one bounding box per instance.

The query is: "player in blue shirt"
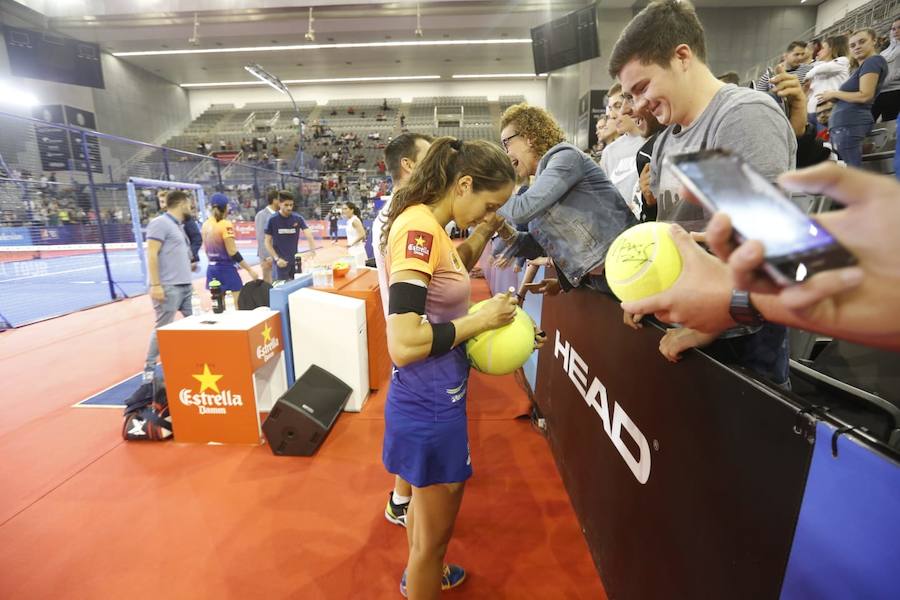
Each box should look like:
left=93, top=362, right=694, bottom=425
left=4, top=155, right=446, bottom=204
left=263, top=191, right=317, bottom=280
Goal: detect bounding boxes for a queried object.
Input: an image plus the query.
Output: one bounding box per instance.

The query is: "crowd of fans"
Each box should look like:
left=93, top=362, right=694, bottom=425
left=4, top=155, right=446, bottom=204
left=493, top=0, right=900, bottom=385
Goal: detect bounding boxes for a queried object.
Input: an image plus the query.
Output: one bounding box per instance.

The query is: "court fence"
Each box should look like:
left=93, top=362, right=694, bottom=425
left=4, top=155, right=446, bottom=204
left=0, top=111, right=316, bottom=328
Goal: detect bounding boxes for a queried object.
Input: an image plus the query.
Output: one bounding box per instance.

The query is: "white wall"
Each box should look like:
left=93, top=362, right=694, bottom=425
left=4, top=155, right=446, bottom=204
left=816, top=0, right=874, bottom=32
left=188, top=79, right=547, bottom=119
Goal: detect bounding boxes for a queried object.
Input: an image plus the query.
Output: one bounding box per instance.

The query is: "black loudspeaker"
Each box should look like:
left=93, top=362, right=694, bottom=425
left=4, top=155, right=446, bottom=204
left=262, top=365, right=352, bottom=456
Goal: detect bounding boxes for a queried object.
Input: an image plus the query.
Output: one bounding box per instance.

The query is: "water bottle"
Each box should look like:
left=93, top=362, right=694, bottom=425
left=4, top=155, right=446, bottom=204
left=190, top=292, right=203, bottom=317
left=210, top=279, right=225, bottom=313
left=225, top=291, right=236, bottom=312
left=294, top=253, right=303, bottom=279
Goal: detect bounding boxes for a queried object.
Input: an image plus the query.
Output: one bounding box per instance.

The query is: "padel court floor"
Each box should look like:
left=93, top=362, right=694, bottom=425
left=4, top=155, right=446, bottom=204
left=0, top=241, right=606, bottom=599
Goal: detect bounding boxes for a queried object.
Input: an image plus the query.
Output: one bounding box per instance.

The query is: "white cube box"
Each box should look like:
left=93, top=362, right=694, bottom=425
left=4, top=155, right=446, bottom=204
left=288, top=288, right=370, bottom=412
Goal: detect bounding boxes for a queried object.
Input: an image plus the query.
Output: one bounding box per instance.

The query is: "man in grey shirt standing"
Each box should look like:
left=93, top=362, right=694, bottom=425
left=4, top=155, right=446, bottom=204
left=143, top=190, right=194, bottom=382
left=255, top=189, right=280, bottom=283
left=609, top=0, right=795, bottom=385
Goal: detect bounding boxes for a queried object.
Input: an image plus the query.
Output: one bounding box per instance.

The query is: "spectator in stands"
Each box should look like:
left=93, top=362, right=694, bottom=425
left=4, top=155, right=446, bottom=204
left=816, top=99, right=835, bottom=140
left=264, top=192, right=316, bottom=281
left=757, top=41, right=812, bottom=92
left=328, top=209, right=340, bottom=244
left=818, top=28, right=889, bottom=166
left=610, top=0, right=795, bottom=385
left=717, top=72, right=741, bottom=85
left=255, top=189, right=281, bottom=283
left=621, top=94, right=665, bottom=222
left=806, top=39, right=822, bottom=65
left=873, top=17, right=900, bottom=121
left=771, top=70, right=833, bottom=168
left=804, top=35, right=850, bottom=133
left=600, top=84, right=647, bottom=217
left=621, top=163, right=900, bottom=351
left=400, top=113, right=406, bottom=128
left=143, top=190, right=195, bottom=382
left=493, top=103, right=636, bottom=295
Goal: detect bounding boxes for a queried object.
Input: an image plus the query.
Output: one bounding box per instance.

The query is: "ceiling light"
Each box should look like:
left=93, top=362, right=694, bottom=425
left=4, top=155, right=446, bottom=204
left=305, top=7, right=315, bottom=42
left=452, top=73, right=548, bottom=79
left=188, top=13, right=200, bottom=47
left=0, top=81, right=39, bottom=106
left=415, top=2, right=424, bottom=38
left=112, top=39, right=532, bottom=57
left=244, top=63, right=286, bottom=94
left=180, top=75, right=443, bottom=89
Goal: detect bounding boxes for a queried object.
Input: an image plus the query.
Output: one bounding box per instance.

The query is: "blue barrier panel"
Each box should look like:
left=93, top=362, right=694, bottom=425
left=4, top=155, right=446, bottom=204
left=268, top=274, right=314, bottom=387
left=517, top=265, right=544, bottom=393
left=0, top=227, right=32, bottom=246
left=780, top=423, right=900, bottom=600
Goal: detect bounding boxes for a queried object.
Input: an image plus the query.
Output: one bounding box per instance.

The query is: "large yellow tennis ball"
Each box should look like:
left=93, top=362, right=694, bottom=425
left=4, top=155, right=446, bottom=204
left=605, top=222, right=683, bottom=302
left=466, top=302, right=535, bottom=376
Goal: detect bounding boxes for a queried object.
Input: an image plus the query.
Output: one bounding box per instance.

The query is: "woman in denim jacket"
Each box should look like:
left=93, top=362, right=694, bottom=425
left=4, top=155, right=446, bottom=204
left=493, top=103, right=637, bottom=293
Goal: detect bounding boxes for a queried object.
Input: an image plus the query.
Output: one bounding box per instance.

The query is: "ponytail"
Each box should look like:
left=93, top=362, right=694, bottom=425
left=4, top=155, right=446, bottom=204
left=379, top=137, right=515, bottom=254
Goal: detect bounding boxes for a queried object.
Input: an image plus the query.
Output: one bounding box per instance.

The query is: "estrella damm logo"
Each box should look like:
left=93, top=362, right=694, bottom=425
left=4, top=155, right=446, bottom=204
left=405, top=230, right=433, bottom=262
left=178, top=363, right=243, bottom=415
left=256, top=321, right=280, bottom=362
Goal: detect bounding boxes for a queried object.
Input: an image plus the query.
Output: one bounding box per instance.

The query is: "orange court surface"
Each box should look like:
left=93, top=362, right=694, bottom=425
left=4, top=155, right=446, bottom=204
left=0, top=241, right=605, bottom=599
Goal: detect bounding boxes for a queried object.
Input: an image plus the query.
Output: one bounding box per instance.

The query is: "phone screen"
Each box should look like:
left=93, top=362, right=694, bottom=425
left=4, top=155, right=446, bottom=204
left=671, top=153, right=835, bottom=257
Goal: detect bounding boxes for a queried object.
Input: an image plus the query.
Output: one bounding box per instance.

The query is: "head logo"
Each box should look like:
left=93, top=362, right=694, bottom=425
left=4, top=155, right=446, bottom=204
left=554, top=330, right=651, bottom=484
left=257, top=322, right=280, bottom=362
left=179, top=364, right=243, bottom=415
left=406, top=230, right=433, bottom=262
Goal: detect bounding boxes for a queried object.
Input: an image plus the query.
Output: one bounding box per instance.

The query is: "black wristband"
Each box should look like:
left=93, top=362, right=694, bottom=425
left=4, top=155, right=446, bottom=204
left=429, top=322, right=456, bottom=357
left=231, top=251, right=244, bottom=263
left=389, top=281, right=427, bottom=315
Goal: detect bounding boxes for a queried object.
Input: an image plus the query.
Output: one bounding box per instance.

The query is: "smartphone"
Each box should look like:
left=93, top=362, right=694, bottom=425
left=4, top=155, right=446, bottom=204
left=766, top=67, right=790, bottom=118
left=665, top=149, right=857, bottom=286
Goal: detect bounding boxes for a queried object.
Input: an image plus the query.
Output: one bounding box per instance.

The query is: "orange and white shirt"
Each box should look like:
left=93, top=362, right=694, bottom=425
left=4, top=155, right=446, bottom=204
left=387, top=204, right=469, bottom=323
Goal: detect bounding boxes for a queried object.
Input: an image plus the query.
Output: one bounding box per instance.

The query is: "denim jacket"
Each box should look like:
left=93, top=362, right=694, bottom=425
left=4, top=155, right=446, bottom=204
left=497, top=143, right=637, bottom=287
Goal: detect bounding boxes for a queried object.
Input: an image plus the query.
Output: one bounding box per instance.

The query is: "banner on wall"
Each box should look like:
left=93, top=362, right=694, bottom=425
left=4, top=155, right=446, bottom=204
left=534, top=289, right=812, bottom=599
left=31, top=105, right=102, bottom=173
left=32, top=105, right=71, bottom=172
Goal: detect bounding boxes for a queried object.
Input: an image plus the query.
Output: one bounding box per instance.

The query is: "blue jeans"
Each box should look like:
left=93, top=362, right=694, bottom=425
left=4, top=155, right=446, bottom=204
left=145, top=283, right=193, bottom=370
left=830, top=122, right=872, bottom=167
left=894, top=132, right=900, bottom=181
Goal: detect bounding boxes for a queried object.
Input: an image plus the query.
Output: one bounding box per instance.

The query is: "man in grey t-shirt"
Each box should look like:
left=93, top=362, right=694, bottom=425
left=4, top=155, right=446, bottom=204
left=609, top=0, right=795, bottom=386
left=649, top=84, right=797, bottom=231
left=255, top=189, right=280, bottom=283
left=143, top=190, right=194, bottom=381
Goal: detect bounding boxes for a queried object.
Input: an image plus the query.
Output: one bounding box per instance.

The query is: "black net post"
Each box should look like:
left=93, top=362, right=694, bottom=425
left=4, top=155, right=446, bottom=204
left=81, top=133, right=117, bottom=301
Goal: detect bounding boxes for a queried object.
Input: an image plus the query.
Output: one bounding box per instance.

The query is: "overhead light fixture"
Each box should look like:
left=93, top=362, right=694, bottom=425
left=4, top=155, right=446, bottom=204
left=304, top=7, right=315, bottom=42
left=112, top=39, right=532, bottom=57
left=0, top=81, right=39, bottom=106
left=415, top=2, right=424, bottom=38
left=188, top=13, right=200, bottom=47
left=452, top=73, right=548, bottom=79
left=181, top=75, right=443, bottom=88
left=244, top=63, right=286, bottom=93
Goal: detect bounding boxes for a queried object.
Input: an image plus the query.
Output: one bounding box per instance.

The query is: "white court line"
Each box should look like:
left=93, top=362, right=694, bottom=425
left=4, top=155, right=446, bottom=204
left=71, top=372, right=142, bottom=408
left=0, top=259, right=141, bottom=283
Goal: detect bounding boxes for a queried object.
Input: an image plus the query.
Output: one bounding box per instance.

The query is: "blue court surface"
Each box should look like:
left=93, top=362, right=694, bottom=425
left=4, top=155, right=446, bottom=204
left=73, top=372, right=144, bottom=409
left=0, top=245, right=261, bottom=327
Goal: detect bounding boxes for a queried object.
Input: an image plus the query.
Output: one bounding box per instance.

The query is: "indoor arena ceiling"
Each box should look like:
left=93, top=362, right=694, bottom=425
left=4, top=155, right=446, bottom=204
left=9, top=0, right=825, bottom=87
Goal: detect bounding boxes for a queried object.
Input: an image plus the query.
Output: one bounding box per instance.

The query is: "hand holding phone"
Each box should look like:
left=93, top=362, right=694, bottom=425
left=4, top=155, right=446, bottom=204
left=665, top=150, right=857, bottom=287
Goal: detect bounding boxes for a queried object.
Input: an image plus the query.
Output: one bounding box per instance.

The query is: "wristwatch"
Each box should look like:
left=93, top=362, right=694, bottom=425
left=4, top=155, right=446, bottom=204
left=729, top=289, right=764, bottom=326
